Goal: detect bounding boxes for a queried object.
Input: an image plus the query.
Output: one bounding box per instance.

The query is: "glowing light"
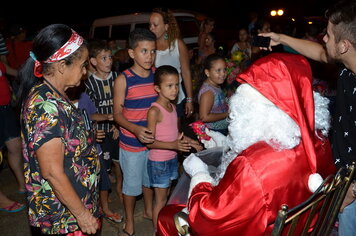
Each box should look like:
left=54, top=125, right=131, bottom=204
left=308, top=21, right=313, bottom=24
left=277, top=9, right=284, bottom=16
left=270, top=10, right=277, bottom=16
left=291, top=18, right=295, bottom=22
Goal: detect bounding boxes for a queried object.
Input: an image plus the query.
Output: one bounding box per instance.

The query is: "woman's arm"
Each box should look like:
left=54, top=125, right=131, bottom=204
left=36, top=138, right=98, bottom=234
left=199, top=91, right=228, bottom=123
left=178, top=39, right=194, bottom=117
left=4, top=63, right=17, bottom=77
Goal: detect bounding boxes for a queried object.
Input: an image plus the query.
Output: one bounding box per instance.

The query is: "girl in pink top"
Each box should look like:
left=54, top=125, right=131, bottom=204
left=146, top=65, right=202, bottom=233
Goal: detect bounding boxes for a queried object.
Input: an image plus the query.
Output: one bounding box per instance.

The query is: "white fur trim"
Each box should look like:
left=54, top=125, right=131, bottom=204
left=188, top=172, right=213, bottom=199
left=308, top=173, right=323, bottom=193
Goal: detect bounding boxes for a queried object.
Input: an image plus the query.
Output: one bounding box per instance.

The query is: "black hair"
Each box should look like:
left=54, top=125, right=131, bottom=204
left=325, top=0, right=356, bottom=48
left=196, top=53, right=225, bottom=92
left=16, top=24, right=87, bottom=106
left=200, top=17, right=215, bottom=32
left=251, top=19, right=270, bottom=36
left=154, top=65, right=179, bottom=86
left=128, top=28, right=156, bottom=49
left=88, top=40, right=110, bottom=59
left=206, top=32, right=216, bottom=42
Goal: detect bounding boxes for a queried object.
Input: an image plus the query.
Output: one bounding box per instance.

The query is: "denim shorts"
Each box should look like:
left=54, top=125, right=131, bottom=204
left=147, top=157, right=178, bottom=188
left=119, top=149, right=150, bottom=196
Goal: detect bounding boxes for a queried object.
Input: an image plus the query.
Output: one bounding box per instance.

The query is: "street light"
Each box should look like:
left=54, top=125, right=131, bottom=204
left=270, top=10, right=277, bottom=16
left=271, top=9, right=284, bottom=17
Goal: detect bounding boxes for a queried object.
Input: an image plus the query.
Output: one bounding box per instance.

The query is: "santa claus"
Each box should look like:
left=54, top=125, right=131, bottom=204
left=157, top=53, right=336, bottom=235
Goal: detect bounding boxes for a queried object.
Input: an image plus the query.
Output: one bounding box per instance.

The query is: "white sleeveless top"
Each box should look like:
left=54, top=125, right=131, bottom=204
left=155, top=39, right=185, bottom=104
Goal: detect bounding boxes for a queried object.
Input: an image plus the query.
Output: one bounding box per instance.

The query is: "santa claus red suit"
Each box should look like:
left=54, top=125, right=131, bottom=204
left=157, top=53, right=336, bottom=236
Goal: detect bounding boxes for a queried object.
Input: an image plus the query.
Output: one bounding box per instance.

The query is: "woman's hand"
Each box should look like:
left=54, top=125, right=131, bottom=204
left=185, top=101, right=194, bottom=117
left=76, top=209, right=99, bottom=234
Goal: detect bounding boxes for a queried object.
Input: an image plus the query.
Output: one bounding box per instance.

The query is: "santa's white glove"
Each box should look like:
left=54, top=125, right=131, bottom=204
left=183, top=154, right=213, bottom=198
left=201, top=128, right=228, bottom=149
left=183, top=153, right=209, bottom=177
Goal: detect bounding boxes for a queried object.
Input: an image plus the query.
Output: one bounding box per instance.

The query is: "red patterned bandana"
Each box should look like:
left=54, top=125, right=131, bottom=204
left=44, top=30, right=84, bottom=63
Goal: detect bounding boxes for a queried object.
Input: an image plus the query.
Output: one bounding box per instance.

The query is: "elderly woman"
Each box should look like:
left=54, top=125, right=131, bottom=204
left=17, top=24, right=100, bottom=235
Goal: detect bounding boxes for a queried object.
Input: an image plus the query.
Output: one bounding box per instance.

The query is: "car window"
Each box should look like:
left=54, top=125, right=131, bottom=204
left=176, top=16, right=199, bottom=38
left=135, top=23, right=149, bottom=30
left=93, top=26, right=110, bottom=40
left=111, top=25, right=131, bottom=40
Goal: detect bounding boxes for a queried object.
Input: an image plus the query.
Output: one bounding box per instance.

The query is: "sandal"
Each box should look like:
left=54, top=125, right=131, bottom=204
left=0, top=201, right=25, bottom=213
left=105, top=212, right=123, bottom=223
left=122, top=229, right=135, bottom=236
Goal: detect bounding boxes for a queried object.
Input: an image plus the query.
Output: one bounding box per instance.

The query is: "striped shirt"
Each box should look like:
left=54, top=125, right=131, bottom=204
left=84, top=71, right=117, bottom=132
left=0, top=33, right=8, bottom=55
left=119, top=68, right=158, bottom=152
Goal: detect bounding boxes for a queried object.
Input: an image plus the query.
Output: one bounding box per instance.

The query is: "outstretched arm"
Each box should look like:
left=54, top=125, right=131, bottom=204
left=259, top=32, right=328, bottom=63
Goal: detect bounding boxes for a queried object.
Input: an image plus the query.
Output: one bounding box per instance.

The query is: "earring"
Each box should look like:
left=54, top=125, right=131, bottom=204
left=164, top=32, right=168, bottom=40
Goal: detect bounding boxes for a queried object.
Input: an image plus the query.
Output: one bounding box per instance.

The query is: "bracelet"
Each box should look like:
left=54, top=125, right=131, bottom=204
left=186, top=97, right=193, bottom=103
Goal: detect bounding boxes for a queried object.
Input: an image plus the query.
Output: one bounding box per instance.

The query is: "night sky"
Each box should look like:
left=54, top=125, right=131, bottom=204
left=1, top=0, right=338, bottom=37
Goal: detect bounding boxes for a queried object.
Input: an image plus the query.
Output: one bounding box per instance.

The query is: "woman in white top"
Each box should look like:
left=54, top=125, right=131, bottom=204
left=149, top=8, right=194, bottom=121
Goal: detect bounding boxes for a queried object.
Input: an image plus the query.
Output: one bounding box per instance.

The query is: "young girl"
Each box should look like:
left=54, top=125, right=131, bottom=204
left=197, top=53, right=229, bottom=135
left=197, top=32, right=216, bottom=65
left=146, top=65, right=202, bottom=233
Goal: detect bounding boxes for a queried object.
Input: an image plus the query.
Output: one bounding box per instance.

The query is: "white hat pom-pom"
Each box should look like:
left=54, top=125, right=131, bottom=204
left=308, top=173, right=323, bottom=193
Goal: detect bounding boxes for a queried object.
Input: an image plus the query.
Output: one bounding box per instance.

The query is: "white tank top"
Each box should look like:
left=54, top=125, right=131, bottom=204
left=155, top=39, right=185, bottom=104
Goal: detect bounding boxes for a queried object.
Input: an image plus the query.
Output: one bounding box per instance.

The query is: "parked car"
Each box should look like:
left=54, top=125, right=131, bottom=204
left=89, top=11, right=200, bottom=49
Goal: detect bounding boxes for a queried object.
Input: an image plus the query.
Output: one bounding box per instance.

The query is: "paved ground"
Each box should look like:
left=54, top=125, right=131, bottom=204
left=0, top=162, right=154, bottom=236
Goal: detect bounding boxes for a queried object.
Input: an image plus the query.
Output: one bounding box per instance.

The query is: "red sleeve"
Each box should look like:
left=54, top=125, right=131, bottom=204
left=187, top=155, right=268, bottom=236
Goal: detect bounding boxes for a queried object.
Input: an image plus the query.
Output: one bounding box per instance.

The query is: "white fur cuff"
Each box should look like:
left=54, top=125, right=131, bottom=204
left=188, top=172, right=213, bottom=199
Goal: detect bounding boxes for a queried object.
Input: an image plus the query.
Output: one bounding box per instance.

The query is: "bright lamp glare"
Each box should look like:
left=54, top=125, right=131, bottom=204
left=277, top=9, right=284, bottom=16
left=308, top=21, right=313, bottom=24
left=271, top=10, right=277, bottom=16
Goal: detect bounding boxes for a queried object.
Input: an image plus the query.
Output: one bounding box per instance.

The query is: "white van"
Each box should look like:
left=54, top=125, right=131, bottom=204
left=89, top=11, right=199, bottom=49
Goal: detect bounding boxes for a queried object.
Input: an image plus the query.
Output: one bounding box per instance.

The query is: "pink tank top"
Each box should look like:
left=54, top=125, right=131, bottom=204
left=148, top=102, right=178, bottom=161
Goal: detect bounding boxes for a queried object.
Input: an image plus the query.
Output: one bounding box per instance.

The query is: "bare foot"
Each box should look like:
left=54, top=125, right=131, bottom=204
left=143, top=213, right=152, bottom=221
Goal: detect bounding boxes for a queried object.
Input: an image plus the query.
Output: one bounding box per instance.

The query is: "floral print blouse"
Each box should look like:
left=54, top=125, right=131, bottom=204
left=21, top=83, right=100, bottom=234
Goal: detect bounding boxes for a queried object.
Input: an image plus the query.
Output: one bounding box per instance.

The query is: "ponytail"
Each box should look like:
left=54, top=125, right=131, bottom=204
left=16, top=57, right=41, bottom=107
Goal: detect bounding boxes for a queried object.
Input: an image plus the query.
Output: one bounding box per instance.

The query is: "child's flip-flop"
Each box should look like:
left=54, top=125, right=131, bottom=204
left=104, top=212, right=123, bottom=223
left=0, top=201, right=25, bottom=213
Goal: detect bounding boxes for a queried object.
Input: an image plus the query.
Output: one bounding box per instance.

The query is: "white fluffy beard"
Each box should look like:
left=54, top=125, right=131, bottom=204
left=213, top=84, right=302, bottom=184
left=212, top=84, right=331, bottom=185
